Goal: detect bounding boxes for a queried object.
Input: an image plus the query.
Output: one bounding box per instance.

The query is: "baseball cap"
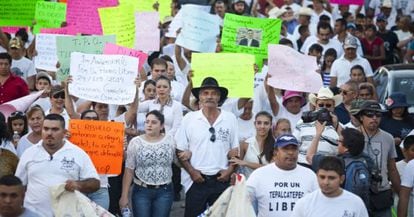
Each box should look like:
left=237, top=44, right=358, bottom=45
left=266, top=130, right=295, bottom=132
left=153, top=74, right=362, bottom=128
left=359, top=100, right=386, bottom=113
left=274, top=134, right=299, bottom=148
left=349, top=99, right=366, bottom=115
left=343, top=36, right=358, bottom=49
left=36, top=71, right=52, bottom=83
left=9, top=38, right=23, bottom=49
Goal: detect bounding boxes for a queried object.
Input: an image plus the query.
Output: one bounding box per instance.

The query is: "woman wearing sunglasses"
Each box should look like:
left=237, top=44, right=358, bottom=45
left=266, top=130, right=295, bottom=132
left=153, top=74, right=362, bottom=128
left=46, top=85, right=70, bottom=129
left=15, top=106, right=44, bottom=158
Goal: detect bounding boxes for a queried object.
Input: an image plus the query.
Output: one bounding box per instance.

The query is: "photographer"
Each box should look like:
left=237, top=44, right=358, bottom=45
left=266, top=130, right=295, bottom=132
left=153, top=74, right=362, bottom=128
left=293, top=87, right=342, bottom=166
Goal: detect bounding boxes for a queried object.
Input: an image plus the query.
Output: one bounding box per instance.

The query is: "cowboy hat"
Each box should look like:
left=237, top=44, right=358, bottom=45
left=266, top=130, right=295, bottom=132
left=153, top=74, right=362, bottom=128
left=309, top=87, right=342, bottom=107
left=191, top=77, right=228, bottom=106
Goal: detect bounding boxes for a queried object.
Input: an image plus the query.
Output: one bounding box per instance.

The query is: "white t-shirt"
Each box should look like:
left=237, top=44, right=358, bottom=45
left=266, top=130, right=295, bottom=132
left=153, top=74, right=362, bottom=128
left=246, top=163, right=319, bottom=217
left=15, top=140, right=99, bottom=217
left=11, top=57, right=36, bottom=81
left=0, top=139, right=17, bottom=155
left=300, top=36, right=344, bottom=57
left=16, top=134, right=36, bottom=158
left=401, top=159, right=414, bottom=216
left=237, top=116, right=255, bottom=143
left=291, top=189, right=369, bottom=217
left=330, top=55, right=373, bottom=87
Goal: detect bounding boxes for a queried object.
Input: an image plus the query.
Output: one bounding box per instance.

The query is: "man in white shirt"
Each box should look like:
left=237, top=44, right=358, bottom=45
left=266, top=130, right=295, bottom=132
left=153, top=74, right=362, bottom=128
left=291, top=156, right=369, bottom=217
left=330, top=36, right=374, bottom=87
left=246, top=134, right=319, bottom=217
left=300, top=22, right=343, bottom=56
left=15, top=114, right=100, bottom=217
left=8, top=38, right=36, bottom=90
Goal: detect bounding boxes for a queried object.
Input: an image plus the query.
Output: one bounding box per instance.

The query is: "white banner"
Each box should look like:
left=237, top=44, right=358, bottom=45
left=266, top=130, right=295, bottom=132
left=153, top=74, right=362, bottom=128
left=35, top=33, right=61, bottom=71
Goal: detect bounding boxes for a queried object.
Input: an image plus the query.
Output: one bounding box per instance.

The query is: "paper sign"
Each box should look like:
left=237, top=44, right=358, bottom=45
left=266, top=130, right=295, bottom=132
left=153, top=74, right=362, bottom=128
left=221, top=13, right=282, bottom=68
left=134, top=12, right=160, bottom=52
left=99, top=5, right=135, bottom=48
left=166, top=4, right=212, bottom=38
left=104, top=43, right=148, bottom=71
left=40, top=25, right=77, bottom=35
left=34, top=1, right=67, bottom=34
left=68, top=52, right=138, bottom=105
left=0, top=0, right=39, bottom=26
left=69, top=120, right=124, bottom=175
left=35, top=34, right=62, bottom=71
left=120, top=0, right=171, bottom=20
left=1, top=27, right=26, bottom=34
left=191, top=53, right=255, bottom=98
left=66, top=0, right=118, bottom=35
left=267, top=45, right=322, bottom=93
left=56, top=35, right=116, bottom=81
left=330, top=0, right=364, bottom=5
left=175, top=10, right=220, bottom=52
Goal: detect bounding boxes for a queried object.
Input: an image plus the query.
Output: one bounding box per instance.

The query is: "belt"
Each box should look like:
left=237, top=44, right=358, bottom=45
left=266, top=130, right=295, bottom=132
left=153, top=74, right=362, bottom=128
left=201, top=173, right=220, bottom=180
left=134, top=178, right=169, bottom=189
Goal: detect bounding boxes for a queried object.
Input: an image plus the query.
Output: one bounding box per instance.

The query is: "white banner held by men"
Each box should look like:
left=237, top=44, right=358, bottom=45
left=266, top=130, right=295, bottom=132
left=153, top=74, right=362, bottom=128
left=68, top=52, right=138, bottom=105
left=175, top=10, right=220, bottom=52
left=35, top=34, right=61, bottom=71
left=267, top=44, right=322, bottom=93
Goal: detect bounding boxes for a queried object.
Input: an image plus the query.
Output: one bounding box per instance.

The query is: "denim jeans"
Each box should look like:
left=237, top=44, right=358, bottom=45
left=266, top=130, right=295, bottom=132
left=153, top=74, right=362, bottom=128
left=131, top=183, right=173, bottom=217
left=86, top=187, right=110, bottom=210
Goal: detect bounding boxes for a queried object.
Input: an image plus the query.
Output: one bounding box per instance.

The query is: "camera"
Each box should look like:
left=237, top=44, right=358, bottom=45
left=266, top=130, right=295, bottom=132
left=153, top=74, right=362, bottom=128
left=301, top=108, right=333, bottom=125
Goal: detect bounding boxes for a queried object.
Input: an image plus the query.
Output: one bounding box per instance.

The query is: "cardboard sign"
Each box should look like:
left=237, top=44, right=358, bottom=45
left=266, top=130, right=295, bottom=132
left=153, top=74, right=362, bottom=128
left=33, top=1, right=67, bottom=33
left=69, top=120, right=124, bottom=175
left=103, top=43, right=148, bottom=71
left=35, top=34, right=62, bottom=71
left=134, top=12, right=160, bottom=52
left=0, top=0, right=39, bottom=26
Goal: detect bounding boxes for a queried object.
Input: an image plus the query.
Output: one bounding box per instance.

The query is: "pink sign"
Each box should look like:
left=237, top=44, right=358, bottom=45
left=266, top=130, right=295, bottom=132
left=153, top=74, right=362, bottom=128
left=66, top=0, right=117, bottom=35
left=40, top=25, right=77, bottom=35
left=2, top=27, right=26, bottom=34
left=135, top=12, right=160, bottom=52
left=103, top=43, right=148, bottom=71
left=329, top=0, right=364, bottom=6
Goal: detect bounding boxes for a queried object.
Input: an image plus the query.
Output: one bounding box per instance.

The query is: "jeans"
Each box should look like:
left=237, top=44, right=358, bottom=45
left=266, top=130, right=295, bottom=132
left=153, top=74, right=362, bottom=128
left=131, top=183, right=173, bottom=217
left=86, top=187, right=110, bottom=210
left=184, top=176, right=229, bottom=217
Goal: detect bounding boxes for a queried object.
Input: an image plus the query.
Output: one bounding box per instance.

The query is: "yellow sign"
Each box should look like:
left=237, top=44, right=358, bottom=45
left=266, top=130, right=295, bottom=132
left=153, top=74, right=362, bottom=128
left=119, top=0, right=171, bottom=20
left=99, top=5, right=135, bottom=48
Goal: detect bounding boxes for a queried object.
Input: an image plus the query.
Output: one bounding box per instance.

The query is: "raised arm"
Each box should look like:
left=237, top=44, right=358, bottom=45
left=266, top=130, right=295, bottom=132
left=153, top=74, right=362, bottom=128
left=175, top=43, right=187, bottom=71
left=63, top=76, right=80, bottom=119
left=306, top=121, right=325, bottom=164
left=265, top=74, right=280, bottom=116
left=124, top=77, right=140, bottom=126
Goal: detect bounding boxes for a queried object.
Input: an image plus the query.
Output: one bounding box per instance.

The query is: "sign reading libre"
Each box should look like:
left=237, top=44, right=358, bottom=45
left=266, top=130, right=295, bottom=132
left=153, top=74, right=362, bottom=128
left=69, top=120, right=124, bottom=175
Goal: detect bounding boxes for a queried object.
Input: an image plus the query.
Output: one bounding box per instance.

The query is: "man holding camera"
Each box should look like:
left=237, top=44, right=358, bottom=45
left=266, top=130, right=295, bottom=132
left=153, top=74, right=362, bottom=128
left=293, top=87, right=342, bottom=166
left=356, top=101, right=400, bottom=217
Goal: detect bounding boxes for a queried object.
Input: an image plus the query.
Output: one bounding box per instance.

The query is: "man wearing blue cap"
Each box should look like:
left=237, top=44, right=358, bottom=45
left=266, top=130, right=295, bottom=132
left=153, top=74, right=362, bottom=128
left=246, top=134, right=318, bottom=217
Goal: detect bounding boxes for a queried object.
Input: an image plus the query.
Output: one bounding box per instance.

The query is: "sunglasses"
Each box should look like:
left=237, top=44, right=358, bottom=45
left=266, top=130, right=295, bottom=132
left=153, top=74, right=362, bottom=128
left=317, top=103, right=333, bottom=108
left=10, top=111, right=25, bottom=118
left=52, top=92, right=65, bottom=99
left=363, top=111, right=382, bottom=118
left=209, top=127, right=216, bottom=142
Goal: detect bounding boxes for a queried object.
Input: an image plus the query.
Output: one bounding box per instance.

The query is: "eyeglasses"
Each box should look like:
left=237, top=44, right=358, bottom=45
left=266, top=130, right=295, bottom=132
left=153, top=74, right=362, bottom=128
left=363, top=111, right=382, bottom=118
left=10, top=111, right=25, bottom=118
left=317, top=103, right=333, bottom=108
left=209, top=127, right=216, bottom=142
left=52, top=92, right=65, bottom=99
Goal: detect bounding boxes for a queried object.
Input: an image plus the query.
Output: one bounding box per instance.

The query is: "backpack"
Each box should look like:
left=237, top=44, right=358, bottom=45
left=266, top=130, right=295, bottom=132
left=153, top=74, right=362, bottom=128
left=343, top=157, right=371, bottom=207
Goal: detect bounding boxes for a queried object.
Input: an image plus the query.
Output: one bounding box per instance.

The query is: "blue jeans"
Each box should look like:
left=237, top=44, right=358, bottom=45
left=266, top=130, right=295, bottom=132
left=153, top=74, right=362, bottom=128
left=131, top=183, right=173, bottom=217
left=86, top=187, right=110, bottom=210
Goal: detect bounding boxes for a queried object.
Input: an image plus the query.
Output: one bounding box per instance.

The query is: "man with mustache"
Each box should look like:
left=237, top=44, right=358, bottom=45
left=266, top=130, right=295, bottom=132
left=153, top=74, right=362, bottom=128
left=15, top=114, right=100, bottom=217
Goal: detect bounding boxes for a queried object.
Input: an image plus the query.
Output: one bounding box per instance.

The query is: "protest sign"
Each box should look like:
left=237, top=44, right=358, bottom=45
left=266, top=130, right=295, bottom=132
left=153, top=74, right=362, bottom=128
left=166, top=4, right=212, bottom=38
left=56, top=35, right=116, bottom=81
left=1, top=27, right=26, bottom=34
left=134, top=12, right=160, bottom=52
left=69, top=120, right=124, bottom=175
left=40, top=25, right=77, bottom=35
left=267, top=45, right=322, bottom=93
left=0, top=0, right=39, bottom=26
left=175, top=10, right=220, bottom=52
left=99, top=5, right=135, bottom=48
left=221, top=13, right=281, bottom=68
left=191, top=53, right=255, bottom=98
left=33, top=1, right=67, bottom=34
left=35, top=34, right=62, bottom=71
left=104, top=43, right=148, bottom=71
left=329, top=0, right=364, bottom=5
left=120, top=0, right=171, bottom=20
left=68, top=52, right=138, bottom=105
left=66, top=0, right=118, bottom=35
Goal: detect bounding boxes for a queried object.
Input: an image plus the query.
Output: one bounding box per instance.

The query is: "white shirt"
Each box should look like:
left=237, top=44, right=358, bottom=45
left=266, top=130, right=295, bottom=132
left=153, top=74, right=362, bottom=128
left=175, top=109, right=239, bottom=192
left=401, top=159, right=414, bottom=216
left=291, top=189, right=369, bottom=217
left=246, top=163, right=319, bottom=217
left=1, top=139, right=17, bottom=155
left=300, top=35, right=344, bottom=56
left=16, top=134, right=36, bottom=158
left=11, top=57, right=36, bottom=82
left=15, top=140, right=99, bottom=217
left=330, top=55, right=374, bottom=87
left=369, top=0, right=400, bottom=29
left=237, top=117, right=255, bottom=143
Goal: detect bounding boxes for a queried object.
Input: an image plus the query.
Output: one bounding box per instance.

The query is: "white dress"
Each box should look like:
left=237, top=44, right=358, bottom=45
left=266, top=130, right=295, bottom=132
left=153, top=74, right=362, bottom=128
left=240, top=137, right=269, bottom=178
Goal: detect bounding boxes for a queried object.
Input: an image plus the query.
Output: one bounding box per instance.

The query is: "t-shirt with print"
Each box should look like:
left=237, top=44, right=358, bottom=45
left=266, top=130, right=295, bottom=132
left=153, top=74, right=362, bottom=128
left=291, top=189, right=369, bottom=217
left=246, top=163, right=319, bottom=217
left=11, top=57, right=36, bottom=81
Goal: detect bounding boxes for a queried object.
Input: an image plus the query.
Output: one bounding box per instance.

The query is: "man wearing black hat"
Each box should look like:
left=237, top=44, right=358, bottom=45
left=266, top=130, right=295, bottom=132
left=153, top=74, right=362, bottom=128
left=357, top=100, right=401, bottom=217
left=175, top=77, right=239, bottom=217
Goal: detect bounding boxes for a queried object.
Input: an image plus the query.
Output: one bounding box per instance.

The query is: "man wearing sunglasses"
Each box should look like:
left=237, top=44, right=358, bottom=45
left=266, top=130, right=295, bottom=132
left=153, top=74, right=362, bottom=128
left=356, top=100, right=401, bottom=217
left=175, top=77, right=238, bottom=217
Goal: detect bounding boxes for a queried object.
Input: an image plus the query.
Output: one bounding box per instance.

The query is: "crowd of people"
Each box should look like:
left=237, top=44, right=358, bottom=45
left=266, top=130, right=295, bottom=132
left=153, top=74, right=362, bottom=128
left=0, top=0, right=414, bottom=217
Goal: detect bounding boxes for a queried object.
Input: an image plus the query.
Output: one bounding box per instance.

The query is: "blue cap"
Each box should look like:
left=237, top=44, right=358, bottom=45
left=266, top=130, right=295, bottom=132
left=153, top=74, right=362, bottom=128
left=274, top=134, right=299, bottom=148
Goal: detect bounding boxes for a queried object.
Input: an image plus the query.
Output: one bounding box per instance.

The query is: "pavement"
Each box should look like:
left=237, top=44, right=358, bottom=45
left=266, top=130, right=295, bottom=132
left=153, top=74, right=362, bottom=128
left=170, top=199, right=186, bottom=217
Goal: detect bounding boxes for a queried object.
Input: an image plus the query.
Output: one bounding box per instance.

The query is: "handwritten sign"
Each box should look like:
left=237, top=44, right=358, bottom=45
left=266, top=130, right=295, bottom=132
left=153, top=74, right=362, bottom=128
left=66, top=0, right=118, bottom=35
left=175, top=10, right=220, bottom=52
left=34, top=1, right=67, bottom=34
left=0, top=0, right=39, bottom=26
left=191, top=53, right=255, bottom=98
left=69, top=120, right=124, bottom=175
left=330, top=0, right=364, bottom=5
left=35, top=34, right=63, bottom=71
left=134, top=12, right=160, bottom=52
left=221, top=13, right=281, bottom=68
left=166, top=4, right=212, bottom=38
left=68, top=52, right=138, bottom=105
left=99, top=5, right=135, bottom=48
left=104, top=43, right=148, bottom=71
left=56, top=35, right=116, bottom=81
left=120, top=0, right=171, bottom=20
left=267, top=45, right=322, bottom=93
left=40, top=25, right=77, bottom=35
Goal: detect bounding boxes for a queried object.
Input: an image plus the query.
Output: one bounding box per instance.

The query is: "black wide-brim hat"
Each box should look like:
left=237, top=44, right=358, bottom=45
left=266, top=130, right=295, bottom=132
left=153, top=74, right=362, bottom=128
left=192, top=77, right=228, bottom=106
